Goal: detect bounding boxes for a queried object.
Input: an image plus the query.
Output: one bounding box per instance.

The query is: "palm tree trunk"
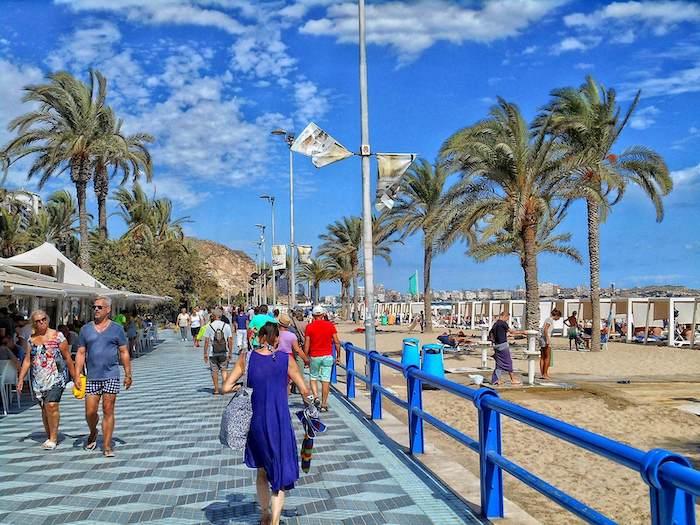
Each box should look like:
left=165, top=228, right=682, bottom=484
left=587, top=197, right=602, bottom=352
left=352, top=274, right=360, bottom=324
left=74, top=160, right=91, bottom=271
left=315, top=283, right=320, bottom=304
left=522, top=222, right=540, bottom=330
left=342, top=283, right=350, bottom=321
left=423, top=241, right=433, bottom=333
left=94, top=165, right=109, bottom=239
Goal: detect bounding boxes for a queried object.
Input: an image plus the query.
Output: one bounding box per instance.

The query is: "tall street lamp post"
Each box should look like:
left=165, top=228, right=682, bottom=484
left=358, top=0, right=376, bottom=352
left=271, top=129, right=296, bottom=308
left=256, top=224, right=266, bottom=304
left=260, top=194, right=276, bottom=307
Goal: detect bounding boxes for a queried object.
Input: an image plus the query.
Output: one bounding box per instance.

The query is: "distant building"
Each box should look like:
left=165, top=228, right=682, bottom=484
left=512, top=287, right=525, bottom=300
left=492, top=290, right=512, bottom=300
left=1, top=189, right=43, bottom=230
left=539, top=282, right=560, bottom=297
left=463, top=290, right=477, bottom=300
left=477, top=289, right=492, bottom=300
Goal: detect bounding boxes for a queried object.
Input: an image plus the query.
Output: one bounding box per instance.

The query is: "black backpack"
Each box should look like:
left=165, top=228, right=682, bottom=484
left=211, top=323, right=227, bottom=355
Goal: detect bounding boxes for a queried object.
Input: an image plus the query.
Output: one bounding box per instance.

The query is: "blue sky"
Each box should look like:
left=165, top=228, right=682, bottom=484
left=1, top=0, right=699, bottom=295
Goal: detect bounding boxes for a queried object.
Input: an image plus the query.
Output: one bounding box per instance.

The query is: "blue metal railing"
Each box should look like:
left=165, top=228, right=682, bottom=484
left=337, top=342, right=700, bottom=525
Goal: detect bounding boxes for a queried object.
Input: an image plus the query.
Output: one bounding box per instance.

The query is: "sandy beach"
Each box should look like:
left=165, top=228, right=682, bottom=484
left=338, top=322, right=700, bottom=524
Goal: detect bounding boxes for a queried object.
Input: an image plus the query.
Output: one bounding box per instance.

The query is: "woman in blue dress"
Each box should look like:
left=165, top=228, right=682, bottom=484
left=223, top=322, right=311, bottom=525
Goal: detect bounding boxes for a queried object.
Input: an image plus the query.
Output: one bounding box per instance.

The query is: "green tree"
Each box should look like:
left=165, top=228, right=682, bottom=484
left=93, top=108, right=153, bottom=239
left=28, top=189, right=79, bottom=258
left=439, top=99, right=588, bottom=329
left=3, top=70, right=112, bottom=270
left=113, top=182, right=189, bottom=248
left=0, top=208, right=29, bottom=257
left=319, top=215, right=397, bottom=323
left=298, top=256, right=335, bottom=303
left=385, top=158, right=449, bottom=333
left=541, top=76, right=672, bottom=350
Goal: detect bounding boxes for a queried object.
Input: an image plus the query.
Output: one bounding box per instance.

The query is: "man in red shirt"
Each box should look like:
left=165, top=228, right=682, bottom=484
left=304, top=305, right=341, bottom=412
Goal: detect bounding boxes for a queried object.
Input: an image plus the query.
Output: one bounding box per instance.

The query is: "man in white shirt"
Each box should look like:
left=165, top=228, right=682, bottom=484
left=203, top=308, right=233, bottom=395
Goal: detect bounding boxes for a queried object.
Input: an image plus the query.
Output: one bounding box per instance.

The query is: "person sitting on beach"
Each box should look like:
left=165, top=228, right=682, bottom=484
left=436, top=331, right=473, bottom=347
left=489, top=312, right=524, bottom=386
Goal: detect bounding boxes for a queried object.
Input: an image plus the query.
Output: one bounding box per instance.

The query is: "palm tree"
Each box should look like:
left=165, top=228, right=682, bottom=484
left=3, top=70, right=112, bottom=270
left=326, top=252, right=354, bottom=320
left=113, top=182, right=189, bottom=248
left=93, top=108, right=154, bottom=239
left=541, top=76, right=672, bottom=350
left=0, top=208, right=29, bottom=257
left=28, top=189, right=79, bottom=257
left=319, top=215, right=397, bottom=323
left=468, top=206, right=583, bottom=267
left=298, top=256, right=335, bottom=303
left=384, top=158, right=449, bottom=333
left=439, top=99, right=589, bottom=330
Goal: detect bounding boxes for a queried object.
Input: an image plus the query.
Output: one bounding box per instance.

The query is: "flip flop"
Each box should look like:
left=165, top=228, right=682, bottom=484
left=103, top=449, right=115, bottom=458
left=85, top=435, right=98, bottom=451
left=41, top=440, right=57, bottom=450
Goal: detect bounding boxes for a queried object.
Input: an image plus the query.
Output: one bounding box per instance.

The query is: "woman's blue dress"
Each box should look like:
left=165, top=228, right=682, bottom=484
left=244, top=350, right=299, bottom=491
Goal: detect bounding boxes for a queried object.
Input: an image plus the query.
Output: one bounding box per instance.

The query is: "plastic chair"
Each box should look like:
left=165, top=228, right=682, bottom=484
left=0, top=361, right=19, bottom=415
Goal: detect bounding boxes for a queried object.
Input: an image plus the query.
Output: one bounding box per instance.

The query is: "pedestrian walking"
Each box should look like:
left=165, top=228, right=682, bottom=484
left=74, top=296, right=132, bottom=457
left=304, top=306, right=341, bottom=412
left=249, top=305, right=277, bottom=349
left=190, top=308, right=202, bottom=348
left=17, top=310, right=78, bottom=450
left=489, top=311, right=523, bottom=386
left=234, top=307, right=249, bottom=354
left=203, top=308, right=233, bottom=395
left=540, top=309, right=561, bottom=380
left=222, top=322, right=311, bottom=525
left=176, top=308, right=190, bottom=341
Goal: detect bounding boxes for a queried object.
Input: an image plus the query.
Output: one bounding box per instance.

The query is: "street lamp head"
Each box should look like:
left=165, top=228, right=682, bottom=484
left=260, top=194, right=275, bottom=203
left=271, top=128, right=295, bottom=145
left=271, top=128, right=287, bottom=136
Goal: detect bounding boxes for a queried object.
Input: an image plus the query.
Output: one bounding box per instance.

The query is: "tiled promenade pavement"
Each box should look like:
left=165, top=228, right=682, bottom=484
left=0, top=332, right=482, bottom=525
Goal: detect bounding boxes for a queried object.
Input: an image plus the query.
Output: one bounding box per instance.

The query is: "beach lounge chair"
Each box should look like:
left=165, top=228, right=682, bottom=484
left=673, top=329, right=691, bottom=348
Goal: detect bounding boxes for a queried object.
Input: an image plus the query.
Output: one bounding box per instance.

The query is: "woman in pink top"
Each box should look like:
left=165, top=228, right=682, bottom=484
left=277, top=314, right=309, bottom=396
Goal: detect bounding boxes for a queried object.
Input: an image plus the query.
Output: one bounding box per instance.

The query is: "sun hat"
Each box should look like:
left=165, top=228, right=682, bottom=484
left=312, top=305, right=325, bottom=316
left=278, top=313, right=292, bottom=327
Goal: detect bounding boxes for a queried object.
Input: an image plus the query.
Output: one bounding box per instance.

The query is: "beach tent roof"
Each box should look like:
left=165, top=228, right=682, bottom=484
left=6, top=242, right=107, bottom=288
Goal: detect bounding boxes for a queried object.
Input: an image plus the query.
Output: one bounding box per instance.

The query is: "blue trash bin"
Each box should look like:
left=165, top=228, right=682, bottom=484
left=401, top=338, right=420, bottom=369
left=421, top=343, right=445, bottom=379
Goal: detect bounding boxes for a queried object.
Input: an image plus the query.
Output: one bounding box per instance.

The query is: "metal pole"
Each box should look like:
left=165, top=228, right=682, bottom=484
left=271, top=198, right=276, bottom=308
left=289, top=147, right=296, bottom=309
left=359, top=0, right=376, bottom=352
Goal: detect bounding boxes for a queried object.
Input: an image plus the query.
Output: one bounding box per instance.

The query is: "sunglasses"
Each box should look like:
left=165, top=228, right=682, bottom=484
left=33, top=317, right=48, bottom=324
left=93, top=305, right=105, bottom=310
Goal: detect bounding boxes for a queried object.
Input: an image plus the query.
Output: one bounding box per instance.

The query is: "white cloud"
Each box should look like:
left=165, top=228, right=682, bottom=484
left=629, top=105, right=659, bottom=130
left=551, top=35, right=601, bottom=54
left=0, top=58, right=45, bottom=187
left=141, top=176, right=210, bottom=209
left=671, top=163, right=700, bottom=186
left=574, top=62, right=594, bottom=69
left=611, top=28, right=636, bottom=44
left=293, top=77, right=329, bottom=124
left=522, top=45, right=538, bottom=55
left=620, top=63, right=700, bottom=99
left=54, top=0, right=247, bottom=35
left=300, top=0, right=567, bottom=63
left=231, top=29, right=297, bottom=81
left=564, top=1, right=700, bottom=32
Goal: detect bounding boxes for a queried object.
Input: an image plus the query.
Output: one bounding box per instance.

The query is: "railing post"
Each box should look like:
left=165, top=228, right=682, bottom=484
left=473, top=388, right=504, bottom=519
left=406, top=366, right=424, bottom=454
left=345, top=343, right=355, bottom=399
left=368, top=351, right=382, bottom=419
left=641, top=449, right=696, bottom=525
left=330, top=342, right=337, bottom=384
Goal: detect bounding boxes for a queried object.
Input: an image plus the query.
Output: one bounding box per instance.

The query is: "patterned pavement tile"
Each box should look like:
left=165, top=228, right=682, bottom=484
left=0, top=332, right=482, bottom=524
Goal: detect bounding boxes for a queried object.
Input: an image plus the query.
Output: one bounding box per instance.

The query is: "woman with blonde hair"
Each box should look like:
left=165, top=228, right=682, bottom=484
left=17, top=310, right=78, bottom=450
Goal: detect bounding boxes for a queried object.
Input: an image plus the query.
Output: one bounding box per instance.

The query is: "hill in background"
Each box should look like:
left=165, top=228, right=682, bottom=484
left=188, top=238, right=255, bottom=298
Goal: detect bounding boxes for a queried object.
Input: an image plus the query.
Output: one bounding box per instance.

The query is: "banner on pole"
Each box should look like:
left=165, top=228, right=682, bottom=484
left=290, top=122, right=353, bottom=168
left=272, top=245, right=287, bottom=270
left=297, top=245, right=312, bottom=265
left=375, top=153, right=416, bottom=211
